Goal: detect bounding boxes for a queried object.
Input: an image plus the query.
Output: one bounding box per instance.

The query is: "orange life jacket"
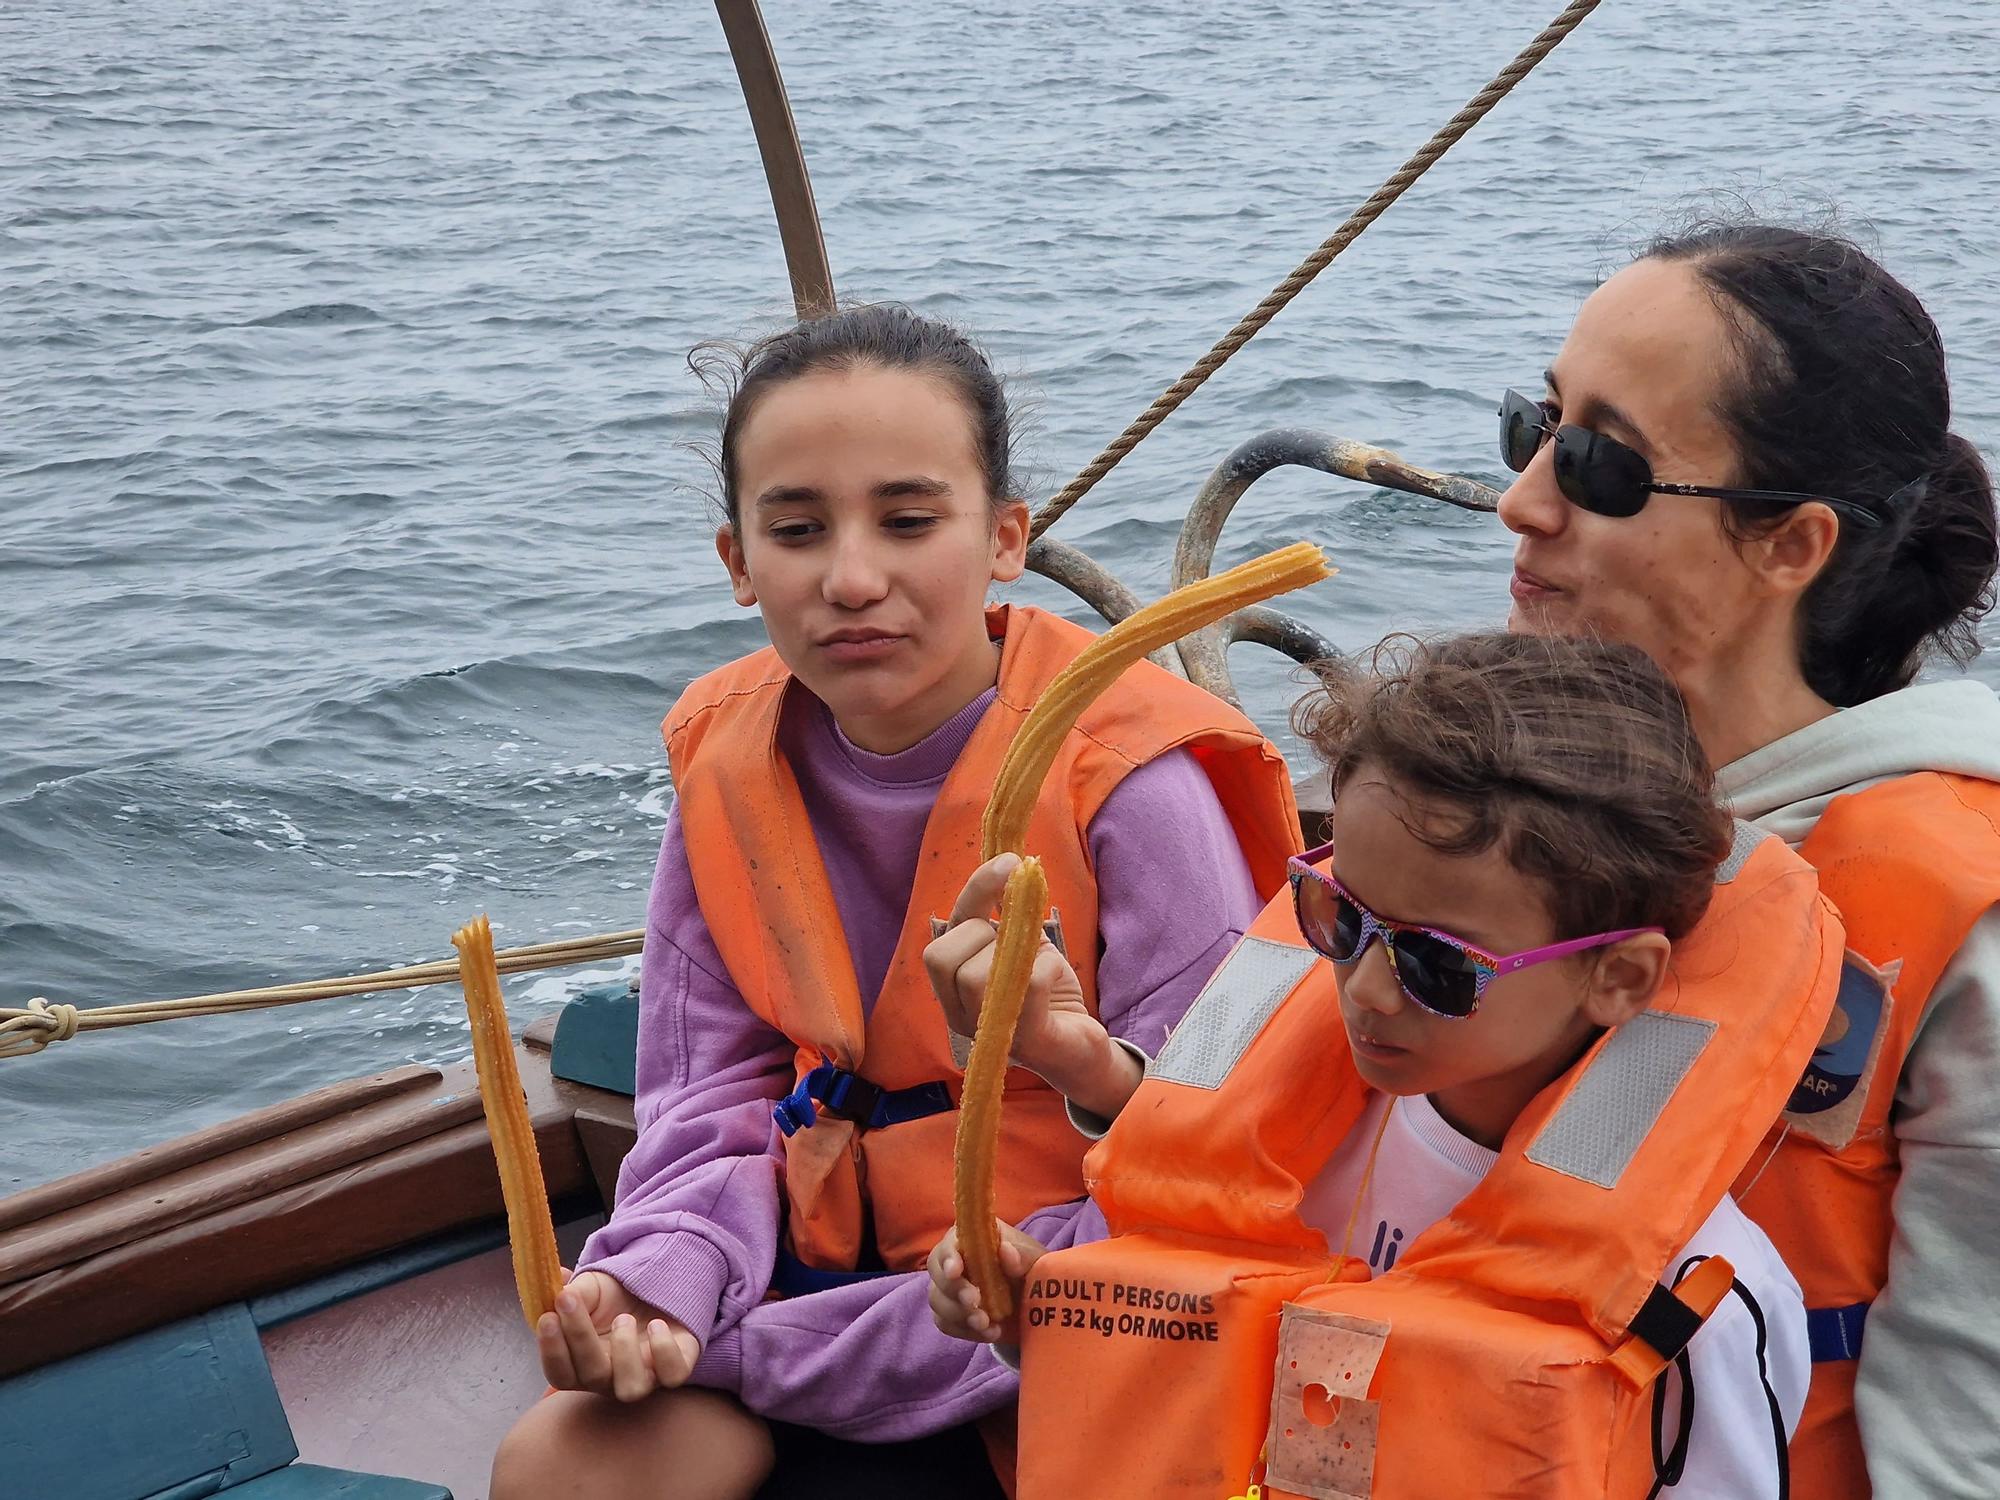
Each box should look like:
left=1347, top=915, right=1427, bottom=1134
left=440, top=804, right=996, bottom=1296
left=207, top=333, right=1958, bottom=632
left=665, top=603, right=1302, bottom=1274
left=1733, top=771, right=2000, bottom=1498
left=1016, top=824, right=1842, bottom=1500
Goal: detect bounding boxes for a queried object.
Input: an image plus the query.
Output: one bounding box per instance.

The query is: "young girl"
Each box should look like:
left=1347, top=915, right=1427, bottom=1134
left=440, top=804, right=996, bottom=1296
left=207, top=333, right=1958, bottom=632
left=930, top=632, right=1832, bottom=1498
left=489, top=304, right=1304, bottom=1499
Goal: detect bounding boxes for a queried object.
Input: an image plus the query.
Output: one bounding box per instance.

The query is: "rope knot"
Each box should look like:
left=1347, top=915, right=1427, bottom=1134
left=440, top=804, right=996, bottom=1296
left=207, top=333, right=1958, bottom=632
left=0, top=997, right=81, bottom=1058
left=36, top=997, right=80, bottom=1043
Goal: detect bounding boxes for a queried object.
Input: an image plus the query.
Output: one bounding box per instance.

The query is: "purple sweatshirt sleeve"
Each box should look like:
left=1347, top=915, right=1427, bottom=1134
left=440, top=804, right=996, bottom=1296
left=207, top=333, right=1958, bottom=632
left=572, top=807, right=794, bottom=1350
left=689, top=749, right=1261, bottom=1438
left=1086, top=748, right=1263, bottom=1058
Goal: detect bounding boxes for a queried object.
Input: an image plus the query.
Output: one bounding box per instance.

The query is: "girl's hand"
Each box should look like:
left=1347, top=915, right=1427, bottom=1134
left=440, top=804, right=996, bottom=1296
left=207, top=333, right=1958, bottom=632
left=927, top=855, right=1136, bottom=1115
left=534, top=1268, right=702, bottom=1401
left=926, top=1221, right=1046, bottom=1345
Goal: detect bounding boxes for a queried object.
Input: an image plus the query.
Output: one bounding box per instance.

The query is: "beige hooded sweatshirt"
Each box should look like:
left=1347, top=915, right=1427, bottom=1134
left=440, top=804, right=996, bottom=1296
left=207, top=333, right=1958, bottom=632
left=1719, top=676, right=2000, bottom=1500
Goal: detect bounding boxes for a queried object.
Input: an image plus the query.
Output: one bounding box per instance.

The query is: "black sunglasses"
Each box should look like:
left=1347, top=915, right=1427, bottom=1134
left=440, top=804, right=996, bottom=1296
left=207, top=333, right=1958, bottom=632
left=1499, top=390, right=1886, bottom=529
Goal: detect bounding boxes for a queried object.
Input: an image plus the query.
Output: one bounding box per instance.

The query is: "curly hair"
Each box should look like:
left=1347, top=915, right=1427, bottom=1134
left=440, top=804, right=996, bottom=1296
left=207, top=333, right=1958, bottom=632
left=1294, top=632, right=1732, bottom=941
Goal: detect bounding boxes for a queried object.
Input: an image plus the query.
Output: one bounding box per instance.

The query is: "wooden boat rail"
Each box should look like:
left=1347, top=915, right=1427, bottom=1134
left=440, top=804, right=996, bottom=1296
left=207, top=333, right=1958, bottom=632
left=0, top=1021, right=631, bottom=1382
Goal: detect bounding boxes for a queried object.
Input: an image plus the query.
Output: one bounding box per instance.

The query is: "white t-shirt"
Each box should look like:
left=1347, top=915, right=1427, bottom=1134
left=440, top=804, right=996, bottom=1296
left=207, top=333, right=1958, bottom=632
left=1300, top=1091, right=1810, bottom=1498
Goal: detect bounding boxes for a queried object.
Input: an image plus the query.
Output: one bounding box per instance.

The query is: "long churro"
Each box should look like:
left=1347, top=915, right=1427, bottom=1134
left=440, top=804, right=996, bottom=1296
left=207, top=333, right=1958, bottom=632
left=454, top=914, right=565, bottom=1329
left=980, top=540, right=1331, bottom=862
left=950, top=856, right=1050, bottom=1325
left=953, top=541, right=1332, bottom=1312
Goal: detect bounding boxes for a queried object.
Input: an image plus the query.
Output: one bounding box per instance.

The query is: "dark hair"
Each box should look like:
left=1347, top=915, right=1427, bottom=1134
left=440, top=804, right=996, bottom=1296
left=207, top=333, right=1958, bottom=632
left=1642, top=222, right=1998, bottom=706
left=693, top=302, right=1015, bottom=528
left=1294, top=632, right=1732, bottom=942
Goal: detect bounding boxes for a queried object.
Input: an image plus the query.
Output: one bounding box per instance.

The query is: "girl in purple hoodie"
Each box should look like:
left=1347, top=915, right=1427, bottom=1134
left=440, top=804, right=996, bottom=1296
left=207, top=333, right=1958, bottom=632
left=490, top=305, right=1295, bottom=1499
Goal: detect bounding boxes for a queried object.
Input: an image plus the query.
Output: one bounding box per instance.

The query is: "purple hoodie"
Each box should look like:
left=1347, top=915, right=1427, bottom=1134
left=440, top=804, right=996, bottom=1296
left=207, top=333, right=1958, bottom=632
left=576, top=683, right=1262, bottom=1439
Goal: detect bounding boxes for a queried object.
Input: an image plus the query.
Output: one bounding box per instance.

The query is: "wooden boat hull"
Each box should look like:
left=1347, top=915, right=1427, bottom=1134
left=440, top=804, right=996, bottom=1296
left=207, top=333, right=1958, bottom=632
left=0, top=1007, right=637, bottom=1500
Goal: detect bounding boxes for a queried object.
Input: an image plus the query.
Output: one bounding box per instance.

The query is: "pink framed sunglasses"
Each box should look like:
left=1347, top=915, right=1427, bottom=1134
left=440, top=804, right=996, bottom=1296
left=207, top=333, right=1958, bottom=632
left=1287, top=840, right=1661, bottom=1019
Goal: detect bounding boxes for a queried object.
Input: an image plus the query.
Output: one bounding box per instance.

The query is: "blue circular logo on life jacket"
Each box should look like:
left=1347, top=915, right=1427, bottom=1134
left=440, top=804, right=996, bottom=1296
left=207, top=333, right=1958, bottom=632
left=1787, top=957, right=1886, bottom=1114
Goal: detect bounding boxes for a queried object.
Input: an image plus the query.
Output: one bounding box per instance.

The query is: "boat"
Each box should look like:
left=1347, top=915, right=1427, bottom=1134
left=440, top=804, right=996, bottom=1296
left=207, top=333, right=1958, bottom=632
left=0, top=2, right=1563, bottom=1495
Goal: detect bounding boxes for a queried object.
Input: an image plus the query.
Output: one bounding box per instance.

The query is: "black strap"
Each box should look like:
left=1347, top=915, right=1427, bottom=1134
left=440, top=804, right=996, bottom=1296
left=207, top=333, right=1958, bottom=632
left=1731, top=1272, right=1791, bottom=1500
left=1628, top=1280, right=1705, bottom=1364
left=1645, top=1348, right=1696, bottom=1499
left=1643, top=1254, right=1790, bottom=1499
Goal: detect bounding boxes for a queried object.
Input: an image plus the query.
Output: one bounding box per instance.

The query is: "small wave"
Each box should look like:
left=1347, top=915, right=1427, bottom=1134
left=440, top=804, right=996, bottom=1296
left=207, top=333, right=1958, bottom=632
left=251, top=648, right=681, bottom=765
left=239, top=302, right=386, bottom=330
left=566, top=87, right=668, bottom=108
left=596, top=409, right=702, bottom=436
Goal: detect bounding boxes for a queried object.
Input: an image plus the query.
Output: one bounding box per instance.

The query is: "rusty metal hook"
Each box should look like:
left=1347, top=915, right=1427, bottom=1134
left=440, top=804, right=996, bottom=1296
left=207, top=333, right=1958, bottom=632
left=1171, top=430, right=1501, bottom=705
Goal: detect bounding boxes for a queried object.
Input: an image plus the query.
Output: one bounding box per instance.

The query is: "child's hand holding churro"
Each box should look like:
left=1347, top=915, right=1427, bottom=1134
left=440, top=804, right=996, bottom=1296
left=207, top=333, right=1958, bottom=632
left=948, top=544, right=1333, bottom=1322
left=535, top=1267, right=702, bottom=1402
left=925, top=853, right=1143, bottom=1122
left=926, top=1221, right=1046, bottom=1346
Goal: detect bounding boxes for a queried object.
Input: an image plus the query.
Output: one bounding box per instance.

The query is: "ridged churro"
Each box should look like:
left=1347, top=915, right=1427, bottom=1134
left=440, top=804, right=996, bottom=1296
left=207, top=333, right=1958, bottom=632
left=954, top=541, right=1331, bottom=1313
left=454, top=914, right=566, bottom=1329
left=980, top=540, right=1332, bottom=861
left=950, top=856, right=1050, bottom=1325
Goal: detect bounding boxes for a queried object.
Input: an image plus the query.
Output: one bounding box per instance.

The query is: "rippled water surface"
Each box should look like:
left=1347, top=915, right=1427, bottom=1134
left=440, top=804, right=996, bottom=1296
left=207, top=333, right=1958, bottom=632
left=6, top=0, right=1999, bottom=1190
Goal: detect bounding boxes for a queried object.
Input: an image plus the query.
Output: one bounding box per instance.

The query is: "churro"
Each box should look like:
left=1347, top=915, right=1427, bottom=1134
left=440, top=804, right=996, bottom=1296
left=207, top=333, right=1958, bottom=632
left=454, top=914, right=565, bottom=1328
left=954, top=542, right=1331, bottom=1313
left=980, top=540, right=1331, bottom=861
left=950, top=856, right=1050, bottom=1325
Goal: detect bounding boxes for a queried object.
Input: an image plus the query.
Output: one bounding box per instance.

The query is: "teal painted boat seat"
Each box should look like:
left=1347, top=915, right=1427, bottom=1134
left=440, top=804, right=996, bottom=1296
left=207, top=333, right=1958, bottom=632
left=0, top=1303, right=452, bottom=1500
left=550, top=979, right=640, bottom=1095
left=227, top=1465, right=450, bottom=1499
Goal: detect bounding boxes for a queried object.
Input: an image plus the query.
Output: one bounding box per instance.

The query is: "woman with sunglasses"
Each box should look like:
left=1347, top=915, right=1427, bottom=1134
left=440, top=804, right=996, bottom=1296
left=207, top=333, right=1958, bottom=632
left=1498, top=222, right=2000, bottom=1499
left=928, top=631, right=1831, bottom=1498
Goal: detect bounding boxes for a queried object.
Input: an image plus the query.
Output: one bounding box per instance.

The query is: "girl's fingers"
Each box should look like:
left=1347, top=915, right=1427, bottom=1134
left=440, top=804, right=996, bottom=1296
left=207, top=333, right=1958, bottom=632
left=923, top=923, right=997, bottom=1024
left=535, top=1310, right=579, bottom=1389
left=928, top=1278, right=963, bottom=1328
left=607, top=1314, right=653, bottom=1403
left=947, top=855, right=1020, bottom=925
left=566, top=1270, right=603, bottom=1316
left=558, top=1289, right=611, bottom=1392
left=941, top=945, right=998, bottom=1037
left=1028, top=944, right=1069, bottom=1001
left=647, top=1320, right=697, bottom=1389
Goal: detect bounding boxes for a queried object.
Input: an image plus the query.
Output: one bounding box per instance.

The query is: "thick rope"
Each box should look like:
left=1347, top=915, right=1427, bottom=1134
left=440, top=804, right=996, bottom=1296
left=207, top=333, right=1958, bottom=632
left=0, top=928, right=645, bottom=1060
left=1028, top=0, right=1603, bottom=543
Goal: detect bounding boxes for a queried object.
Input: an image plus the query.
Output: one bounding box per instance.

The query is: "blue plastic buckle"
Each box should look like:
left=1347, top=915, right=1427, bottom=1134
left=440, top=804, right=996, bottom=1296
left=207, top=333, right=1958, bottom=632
left=773, top=1058, right=953, bottom=1137
left=773, top=1061, right=836, bottom=1137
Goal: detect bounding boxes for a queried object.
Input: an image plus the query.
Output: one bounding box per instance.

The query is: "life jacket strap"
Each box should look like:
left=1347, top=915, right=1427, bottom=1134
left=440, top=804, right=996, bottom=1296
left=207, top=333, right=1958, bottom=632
left=773, top=1056, right=956, bottom=1137
left=1805, top=1301, right=1869, bottom=1362
left=1608, top=1253, right=1736, bottom=1389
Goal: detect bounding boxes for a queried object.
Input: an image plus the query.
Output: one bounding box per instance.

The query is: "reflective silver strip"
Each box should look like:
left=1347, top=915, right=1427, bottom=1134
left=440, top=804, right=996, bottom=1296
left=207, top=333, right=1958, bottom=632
left=1525, top=1010, right=1717, bottom=1188
left=1715, top=819, right=1768, bottom=885
left=1150, top=936, right=1318, bottom=1090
